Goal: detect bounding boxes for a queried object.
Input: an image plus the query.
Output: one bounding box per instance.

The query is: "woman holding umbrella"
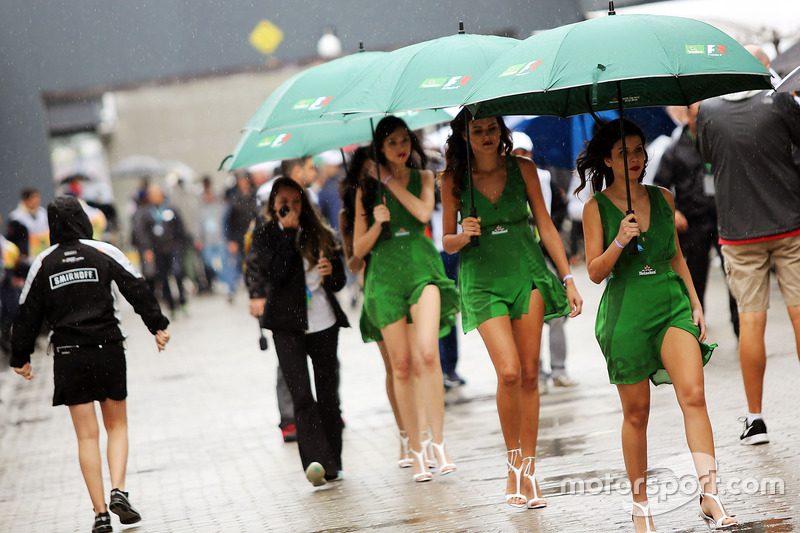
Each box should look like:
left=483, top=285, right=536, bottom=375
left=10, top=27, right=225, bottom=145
left=353, top=116, right=460, bottom=482
left=441, top=109, right=582, bottom=508
left=577, top=118, right=736, bottom=530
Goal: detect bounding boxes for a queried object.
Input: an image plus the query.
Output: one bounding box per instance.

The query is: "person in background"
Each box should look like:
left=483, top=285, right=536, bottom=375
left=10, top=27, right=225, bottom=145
left=222, top=172, right=257, bottom=303
left=10, top=196, right=170, bottom=533
left=653, top=104, right=739, bottom=338
left=511, top=131, right=577, bottom=390
left=0, top=215, right=23, bottom=356
left=697, top=45, right=800, bottom=445
left=194, top=176, right=225, bottom=293
left=316, top=150, right=345, bottom=233
left=281, top=157, right=319, bottom=205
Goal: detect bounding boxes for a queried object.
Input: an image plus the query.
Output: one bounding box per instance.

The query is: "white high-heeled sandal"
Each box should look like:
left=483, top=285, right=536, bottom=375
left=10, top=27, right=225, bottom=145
left=521, top=456, right=547, bottom=509
left=505, top=449, right=527, bottom=508
left=699, top=493, right=737, bottom=528
left=420, top=430, right=436, bottom=470
left=398, top=430, right=413, bottom=468
left=408, top=447, right=433, bottom=482
left=429, top=440, right=456, bottom=475
left=631, top=500, right=655, bottom=532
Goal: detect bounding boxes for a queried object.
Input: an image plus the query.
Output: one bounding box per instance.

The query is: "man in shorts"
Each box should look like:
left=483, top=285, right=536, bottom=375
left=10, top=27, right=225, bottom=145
left=697, top=45, right=800, bottom=445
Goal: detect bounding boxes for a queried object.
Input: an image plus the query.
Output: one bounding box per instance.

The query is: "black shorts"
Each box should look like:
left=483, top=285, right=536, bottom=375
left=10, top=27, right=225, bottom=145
left=52, top=343, right=127, bottom=406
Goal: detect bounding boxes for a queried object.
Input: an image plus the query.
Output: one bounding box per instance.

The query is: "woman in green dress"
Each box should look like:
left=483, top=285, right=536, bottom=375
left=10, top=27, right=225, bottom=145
left=353, top=116, right=460, bottom=482
left=578, top=118, right=736, bottom=531
left=441, top=109, right=582, bottom=509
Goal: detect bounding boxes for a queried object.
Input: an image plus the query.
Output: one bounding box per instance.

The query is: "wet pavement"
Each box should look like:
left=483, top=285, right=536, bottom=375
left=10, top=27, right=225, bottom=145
left=0, top=262, right=798, bottom=532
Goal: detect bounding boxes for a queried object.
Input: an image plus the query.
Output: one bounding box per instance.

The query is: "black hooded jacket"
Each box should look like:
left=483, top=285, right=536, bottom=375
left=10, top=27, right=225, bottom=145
left=10, top=197, right=169, bottom=367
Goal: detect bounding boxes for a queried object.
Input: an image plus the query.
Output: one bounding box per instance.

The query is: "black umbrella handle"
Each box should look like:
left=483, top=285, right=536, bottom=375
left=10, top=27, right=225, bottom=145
left=381, top=220, right=392, bottom=240
left=469, top=207, right=480, bottom=247
left=626, top=209, right=639, bottom=255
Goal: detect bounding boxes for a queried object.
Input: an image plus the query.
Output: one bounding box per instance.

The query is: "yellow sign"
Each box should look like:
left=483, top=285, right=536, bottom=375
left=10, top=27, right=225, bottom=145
left=249, top=20, right=284, bottom=56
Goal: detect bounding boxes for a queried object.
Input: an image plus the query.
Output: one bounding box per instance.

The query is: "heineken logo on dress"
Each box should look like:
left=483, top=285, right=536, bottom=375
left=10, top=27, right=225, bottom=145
left=257, top=133, right=292, bottom=148
left=491, top=225, right=508, bottom=235
left=638, top=265, right=657, bottom=276
left=685, top=44, right=727, bottom=56
left=49, top=267, right=99, bottom=289
left=293, top=97, right=332, bottom=110
left=419, top=76, right=472, bottom=89
left=499, top=60, right=543, bottom=77
left=395, top=228, right=410, bottom=237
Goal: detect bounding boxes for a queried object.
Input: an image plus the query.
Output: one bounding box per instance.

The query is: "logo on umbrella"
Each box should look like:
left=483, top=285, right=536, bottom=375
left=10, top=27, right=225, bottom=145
left=293, top=97, right=333, bottom=110
left=257, top=133, right=292, bottom=148
left=420, top=76, right=473, bottom=89
left=685, top=44, right=727, bottom=56
left=500, top=60, right=543, bottom=77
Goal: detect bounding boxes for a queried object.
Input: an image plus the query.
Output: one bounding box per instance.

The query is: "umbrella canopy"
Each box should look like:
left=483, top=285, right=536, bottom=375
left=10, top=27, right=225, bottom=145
left=225, top=108, right=453, bottom=170
left=775, top=65, right=800, bottom=93
left=464, top=14, right=773, bottom=119
left=323, top=32, right=519, bottom=115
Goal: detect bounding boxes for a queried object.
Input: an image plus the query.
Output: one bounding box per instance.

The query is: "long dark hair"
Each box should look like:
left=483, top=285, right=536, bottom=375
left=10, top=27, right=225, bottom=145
left=373, top=116, right=428, bottom=170
left=574, top=118, right=649, bottom=196
left=266, top=177, right=337, bottom=266
left=338, top=146, right=379, bottom=238
left=443, top=107, right=512, bottom=210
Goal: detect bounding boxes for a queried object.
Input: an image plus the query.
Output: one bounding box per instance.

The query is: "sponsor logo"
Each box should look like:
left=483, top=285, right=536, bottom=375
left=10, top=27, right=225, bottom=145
left=49, top=267, right=99, bottom=289
left=257, top=133, right=293, bottom=148
left=686, top=44, right=727, bottom=56
left=638, top=265, right=657, bottom=276
left=293, top=96, right=332, bottom=110
left=491, top=225, right=508, bottom=235
left=61, top=256, right=85, bottom=264
left=500, top=60, right=543, bottom=77
left=394, top=227, right=410, bottom=237
left=420, top=75, right=473, bottom=89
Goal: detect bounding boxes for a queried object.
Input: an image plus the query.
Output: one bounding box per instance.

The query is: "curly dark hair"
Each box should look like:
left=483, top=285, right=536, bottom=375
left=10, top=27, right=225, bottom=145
left=574, top=118, right=649, bottom=197
left=442, top=107, right=512, bottom=210
left=338, top=146, right=380, bottom=238
left=266, top=177, right=337, bottom=266
left=373, top=115, right=428, bottom=170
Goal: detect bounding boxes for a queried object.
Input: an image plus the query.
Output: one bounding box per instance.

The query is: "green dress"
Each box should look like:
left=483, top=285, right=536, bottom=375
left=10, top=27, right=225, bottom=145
left=361, top=169, right=459, bottom=342
left=458, top=156, right=570, bottom=332
left=594, top=185, right=715, bottom=386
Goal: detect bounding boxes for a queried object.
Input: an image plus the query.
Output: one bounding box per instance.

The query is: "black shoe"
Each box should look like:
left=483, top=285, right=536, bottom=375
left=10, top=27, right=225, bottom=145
left=740, top=417, right=770, bottom=445
left=109, top=488, right=141, bottom=524
left=92, top=511, right=112, bottom=533
left=443, top=372, right=466, bottom=389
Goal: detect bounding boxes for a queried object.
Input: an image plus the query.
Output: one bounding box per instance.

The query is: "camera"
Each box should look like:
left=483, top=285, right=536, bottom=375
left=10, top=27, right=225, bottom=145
left=278, top=205, right=290, bottom=217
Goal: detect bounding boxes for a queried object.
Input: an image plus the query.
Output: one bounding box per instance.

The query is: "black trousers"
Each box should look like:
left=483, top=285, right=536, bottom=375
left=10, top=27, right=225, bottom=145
left=272, top=326, right=343, bottom=476
left=680, top=221, right=739, bottom=336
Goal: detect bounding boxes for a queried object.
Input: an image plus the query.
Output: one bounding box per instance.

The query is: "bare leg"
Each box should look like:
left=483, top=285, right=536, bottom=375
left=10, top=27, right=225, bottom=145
left=616, top=381, right=654, bottom=532
left=100, top=399, right=129, bottom=491
left=738, top=310, right=767, bottom=413
left=787, top=305, right=800, bottom=363
left=377, top=340, right=403, bottom=431
left=661, top=327, right=736, bottom=526
left=69, top=402, right=106, bottom=513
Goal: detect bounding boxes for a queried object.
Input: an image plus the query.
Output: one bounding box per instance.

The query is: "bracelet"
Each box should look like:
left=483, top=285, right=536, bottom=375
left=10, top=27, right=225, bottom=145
left=382, top=174, right=392, bottom=185
left=561, top=274, right=573, bottom=284
left=614, top=238, right=624, bottom=249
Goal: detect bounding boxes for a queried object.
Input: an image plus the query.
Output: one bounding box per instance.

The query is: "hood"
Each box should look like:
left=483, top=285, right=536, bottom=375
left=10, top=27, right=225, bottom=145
left=48, top=196, right=93, bottom=244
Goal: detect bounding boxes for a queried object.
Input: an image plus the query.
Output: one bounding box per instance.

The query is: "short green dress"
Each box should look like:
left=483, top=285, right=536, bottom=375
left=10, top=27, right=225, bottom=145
left=361, top=169, right=459, bottom=342
left=458, top=156, right=570, bottom=332
left=594, top=185, right=715, bottom=386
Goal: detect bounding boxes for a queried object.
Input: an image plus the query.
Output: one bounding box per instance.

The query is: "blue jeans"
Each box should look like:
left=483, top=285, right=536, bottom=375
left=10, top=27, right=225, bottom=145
left=439, top=251, right=459, bottom=376
left=221, top=243, right=242, bottom=295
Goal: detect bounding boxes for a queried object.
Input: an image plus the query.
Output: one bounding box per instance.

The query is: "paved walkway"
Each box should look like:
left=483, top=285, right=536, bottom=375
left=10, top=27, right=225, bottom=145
left=1, top=263, right=798, bottom=532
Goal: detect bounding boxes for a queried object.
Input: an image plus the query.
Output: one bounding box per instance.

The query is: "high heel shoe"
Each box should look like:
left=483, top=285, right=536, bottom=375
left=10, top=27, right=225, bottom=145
left=429, top=440, right=456, bottom=475
left=632, top=500, right=655, bottom=532
left=409, top=447, right=433, bottom=482
left=398, top=430, right=413, bottom=468
left=521, top=456, right=546, bottom=509
left=699, top=493, right=737, bottom=528
left=420, top=430, right=436, bottom=470
left=505, top=449, right=527, bottom=508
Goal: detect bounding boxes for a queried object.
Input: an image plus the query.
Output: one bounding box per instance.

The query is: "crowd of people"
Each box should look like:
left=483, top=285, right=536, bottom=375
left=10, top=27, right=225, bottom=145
left=3, top=44, right=799, bottom=533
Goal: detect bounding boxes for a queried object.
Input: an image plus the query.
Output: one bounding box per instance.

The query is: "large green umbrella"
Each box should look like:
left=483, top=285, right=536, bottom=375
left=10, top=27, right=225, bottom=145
left=464, top=9, right=772, bottom=252
left=224, top=107, right=454, bottom=170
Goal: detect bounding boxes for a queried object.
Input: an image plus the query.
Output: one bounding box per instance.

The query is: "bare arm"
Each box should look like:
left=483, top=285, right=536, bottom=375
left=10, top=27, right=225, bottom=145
left=353, top=188, right=390, bottom=260
left=441, top=170, right=480, bottom=254
left=384, top=168, right=435, bottom=223
left=339, top=209, right=364, bottom=274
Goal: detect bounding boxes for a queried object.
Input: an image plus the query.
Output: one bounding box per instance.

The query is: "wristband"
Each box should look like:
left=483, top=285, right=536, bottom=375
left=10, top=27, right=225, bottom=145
left=382, top=174, right=392, bottom=185
left=561, top=274, right=573, bottom=284
left=614, top=238, right=624, bottom=249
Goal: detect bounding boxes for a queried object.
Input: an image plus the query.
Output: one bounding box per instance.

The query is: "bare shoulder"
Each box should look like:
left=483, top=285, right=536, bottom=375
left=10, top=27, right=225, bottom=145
left=655, top=185, right=674, bottom=208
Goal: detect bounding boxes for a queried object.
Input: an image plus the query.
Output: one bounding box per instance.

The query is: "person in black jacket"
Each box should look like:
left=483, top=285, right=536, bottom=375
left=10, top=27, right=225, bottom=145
left=246, top=177, right=349, bottom=487
left=11, top=196, right=170, bottom=533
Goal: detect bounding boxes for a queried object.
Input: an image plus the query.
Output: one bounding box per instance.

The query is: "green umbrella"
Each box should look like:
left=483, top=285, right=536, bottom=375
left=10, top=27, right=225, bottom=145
left=464, top=9, right=772, bottom=252
left=224, top=108, right=454, bottom=170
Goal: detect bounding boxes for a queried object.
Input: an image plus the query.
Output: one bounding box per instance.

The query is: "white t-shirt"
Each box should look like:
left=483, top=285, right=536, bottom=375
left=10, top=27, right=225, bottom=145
left=303, top=257, right=337, bottom=333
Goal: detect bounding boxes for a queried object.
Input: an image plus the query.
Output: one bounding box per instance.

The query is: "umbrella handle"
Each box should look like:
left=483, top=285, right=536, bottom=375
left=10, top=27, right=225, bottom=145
left=626, top=209, right=639, bottom=255
left=381, top=220, right=391, bottom=240
left=469, top=207, right=480, bottom=247
left=258, top=319, right=269, bottom=351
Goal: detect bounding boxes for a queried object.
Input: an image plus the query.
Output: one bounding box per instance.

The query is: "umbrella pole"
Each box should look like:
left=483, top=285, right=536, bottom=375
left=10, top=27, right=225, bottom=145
left=370, top=117, right=392, bottom=241
left=464, top=111, right=479, bottom=247
left=616, top=81, right=638, bottom=255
